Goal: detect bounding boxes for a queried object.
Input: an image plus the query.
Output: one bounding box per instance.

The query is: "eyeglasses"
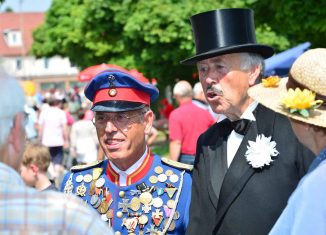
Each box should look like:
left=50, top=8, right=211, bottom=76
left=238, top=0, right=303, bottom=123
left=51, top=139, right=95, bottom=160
left=92, top=111, right=146, bottom=130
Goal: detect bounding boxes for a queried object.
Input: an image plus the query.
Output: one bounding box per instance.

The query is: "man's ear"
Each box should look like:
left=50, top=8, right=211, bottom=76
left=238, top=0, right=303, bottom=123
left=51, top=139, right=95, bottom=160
left=248, top=66, right=261, bottom=86
left=30, top=164, right=39, bottom=175
left=144, top=111, right=154, bottom=135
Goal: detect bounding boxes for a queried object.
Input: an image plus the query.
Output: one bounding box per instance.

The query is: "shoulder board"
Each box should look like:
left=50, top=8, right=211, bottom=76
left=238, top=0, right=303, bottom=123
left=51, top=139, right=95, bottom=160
left=70, top=160, right=104, bottom=172
left=161, top=157, right=193, bottom=171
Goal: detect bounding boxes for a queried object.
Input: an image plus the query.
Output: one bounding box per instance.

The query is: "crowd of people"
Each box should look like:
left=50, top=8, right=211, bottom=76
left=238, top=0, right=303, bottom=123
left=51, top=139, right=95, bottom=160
left=0, top=6, right=325, bottom=235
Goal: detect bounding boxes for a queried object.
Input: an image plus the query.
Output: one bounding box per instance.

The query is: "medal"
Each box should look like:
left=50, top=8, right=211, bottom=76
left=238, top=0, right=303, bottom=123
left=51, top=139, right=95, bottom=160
left=163, top=219, right=176, bottom=232
left=119, top=190, right=125, bottom=198
left=76, top=182, right=86, bottom=197
left=149, top=175, right=158, bottom=184
left=97, top=201, right=110, bottom=214
left=116, top=211, right=123, bottom=218
left=152, top=197, right=163, bottom=208
left=92, top=167, right=103, bottom=180
left=173, top=210, right=180, bottom=220
left=169, top=174, right=179, bottom=183
left=89, top=181, right=96, bottom=196
left=167, top=199, right=175, bottom=209
left=90, top=194, right=99, bottom=207
left=165, top=187, right=177, bottom=198
left=95, top=177, right=105, bottom=188
left=83, top=174, right=93, bottom=183
left=163, top=205, right=172, bottom=217
left=139, top=192, right=152, bottom=205
left=157, top=187, right=164, bottom=196
left=122, top=217, right=138, bottom=232
left=154, top=166, right=163, bottom=174
left=165, top=169, right=174, bottom=176
left=152, top=209, right=164, bottom=226
left=142, top=204, right=151, bottom=214
left=118, top=198, right=130, bottom=213
left=157, top=174, right=167, bottom=183
left=129, top=197, right=141, bottom=211
left=75, top=174, right=84, bottom=183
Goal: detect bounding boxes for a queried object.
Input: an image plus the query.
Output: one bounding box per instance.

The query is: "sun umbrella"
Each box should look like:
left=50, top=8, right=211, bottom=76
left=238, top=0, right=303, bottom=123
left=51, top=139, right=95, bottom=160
left=77, top=63, right=128, bottom=82
left=264, top=42, right=311, bottom=77
left=128, top=68, right=150, bottom=83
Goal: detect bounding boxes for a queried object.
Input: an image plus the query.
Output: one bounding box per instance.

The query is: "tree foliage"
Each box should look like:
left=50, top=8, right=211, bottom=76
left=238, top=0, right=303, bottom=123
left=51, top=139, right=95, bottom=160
left=32, top=0, right=293, bottom=89
left=251, top=0, right=326, bottom=48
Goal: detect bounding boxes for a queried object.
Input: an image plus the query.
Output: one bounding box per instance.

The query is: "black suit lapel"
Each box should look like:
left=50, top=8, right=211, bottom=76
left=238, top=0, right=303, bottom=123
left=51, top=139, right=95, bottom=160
left=214, top=104, right=276, bottom=230
left=207, top=137, right=228, bottom=209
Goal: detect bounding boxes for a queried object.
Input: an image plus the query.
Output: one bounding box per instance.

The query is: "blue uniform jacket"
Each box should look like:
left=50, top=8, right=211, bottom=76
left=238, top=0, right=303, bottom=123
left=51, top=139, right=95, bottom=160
left=60, top=153, right=192, bottom=234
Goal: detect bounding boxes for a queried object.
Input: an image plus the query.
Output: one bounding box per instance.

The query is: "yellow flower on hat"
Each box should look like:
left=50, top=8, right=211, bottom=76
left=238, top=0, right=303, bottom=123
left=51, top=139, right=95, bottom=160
left=262, top=76, right=280, bottom=87
left=281, top=88, right=323, bottom=117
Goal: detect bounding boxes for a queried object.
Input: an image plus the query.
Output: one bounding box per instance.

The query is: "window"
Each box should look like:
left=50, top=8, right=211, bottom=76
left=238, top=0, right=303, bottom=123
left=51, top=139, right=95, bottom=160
left=2, top=29, right=23, bottom=47
left=44, top=58, right=49, bottom=69
left=16, top=58, right=22, bottom=70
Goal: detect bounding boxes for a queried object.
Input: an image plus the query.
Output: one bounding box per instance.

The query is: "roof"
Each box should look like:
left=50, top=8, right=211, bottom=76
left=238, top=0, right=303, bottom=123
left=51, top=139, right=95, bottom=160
left=0, top=12, right=44, bottom=56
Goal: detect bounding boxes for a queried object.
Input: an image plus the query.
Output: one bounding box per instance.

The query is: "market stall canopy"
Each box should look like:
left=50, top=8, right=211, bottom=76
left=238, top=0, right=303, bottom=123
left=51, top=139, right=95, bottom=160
left=264, top=42, right=311, bottom=77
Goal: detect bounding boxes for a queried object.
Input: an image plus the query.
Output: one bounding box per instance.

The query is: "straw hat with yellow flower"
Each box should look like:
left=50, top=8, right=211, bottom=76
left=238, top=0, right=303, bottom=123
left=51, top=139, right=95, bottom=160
left=248, top=48, right=326, bottom=128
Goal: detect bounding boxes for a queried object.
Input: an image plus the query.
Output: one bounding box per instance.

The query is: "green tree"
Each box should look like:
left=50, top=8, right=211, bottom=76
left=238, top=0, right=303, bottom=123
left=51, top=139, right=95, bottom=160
left=250, top=0, right=326, bottom=48
left=32, top=0, right=290, bottom=89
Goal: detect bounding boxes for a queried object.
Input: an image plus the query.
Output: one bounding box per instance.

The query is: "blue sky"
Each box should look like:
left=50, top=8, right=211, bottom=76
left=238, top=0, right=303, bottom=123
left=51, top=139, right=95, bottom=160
left=0, top=0, right=52, bottom=12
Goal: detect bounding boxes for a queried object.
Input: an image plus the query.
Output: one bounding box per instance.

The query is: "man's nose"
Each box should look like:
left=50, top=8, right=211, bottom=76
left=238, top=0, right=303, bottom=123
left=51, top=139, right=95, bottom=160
left=105, top=119, right=118, bottom=132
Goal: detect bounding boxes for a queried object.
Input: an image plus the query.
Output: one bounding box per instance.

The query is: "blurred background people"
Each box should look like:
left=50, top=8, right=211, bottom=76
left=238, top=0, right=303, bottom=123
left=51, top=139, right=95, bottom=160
left=169, top=80, right=214, bottom=164
left=20, top=142, right=57, bottom=191
left=24, top=99, right=39, bottom=143
left=70, top=108, right=98, bottom=165
left=38, top=96, right=69, bottom=180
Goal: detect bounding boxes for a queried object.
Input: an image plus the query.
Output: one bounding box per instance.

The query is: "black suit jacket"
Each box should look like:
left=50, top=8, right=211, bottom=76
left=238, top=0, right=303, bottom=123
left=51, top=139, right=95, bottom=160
left=186, top=104, right=315, bottom=235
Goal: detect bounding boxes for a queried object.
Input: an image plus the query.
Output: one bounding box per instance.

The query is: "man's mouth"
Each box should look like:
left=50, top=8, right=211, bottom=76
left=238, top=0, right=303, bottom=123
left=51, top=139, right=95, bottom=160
left=206, top=85, right=223, bottom=98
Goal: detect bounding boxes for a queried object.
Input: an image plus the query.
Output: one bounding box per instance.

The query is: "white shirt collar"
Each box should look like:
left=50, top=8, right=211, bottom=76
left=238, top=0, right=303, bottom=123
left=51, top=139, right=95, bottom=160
left=109, top=146, right=148, bottom=186
left=240, top=101, right=258, bottom=121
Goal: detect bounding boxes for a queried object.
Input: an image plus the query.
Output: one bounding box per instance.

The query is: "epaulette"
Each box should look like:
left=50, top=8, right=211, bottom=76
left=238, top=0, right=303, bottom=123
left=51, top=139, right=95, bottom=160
left=161, top=157, right=193, bottom=171
left=70, top=160, right=104, bottom=172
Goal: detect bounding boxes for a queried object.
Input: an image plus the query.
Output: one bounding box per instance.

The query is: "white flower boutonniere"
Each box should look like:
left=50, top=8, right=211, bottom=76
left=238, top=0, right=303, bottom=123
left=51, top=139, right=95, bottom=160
left=245, top=134, right=279, bottom=168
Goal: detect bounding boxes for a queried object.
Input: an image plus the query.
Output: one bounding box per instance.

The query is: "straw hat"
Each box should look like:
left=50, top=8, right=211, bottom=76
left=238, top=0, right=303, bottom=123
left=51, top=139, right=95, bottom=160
left=248, top=48, right=326, bottom=128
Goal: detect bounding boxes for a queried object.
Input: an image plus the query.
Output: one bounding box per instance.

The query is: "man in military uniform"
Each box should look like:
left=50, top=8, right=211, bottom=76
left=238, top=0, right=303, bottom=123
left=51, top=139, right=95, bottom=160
left=61, top=69, right=192, bottom=235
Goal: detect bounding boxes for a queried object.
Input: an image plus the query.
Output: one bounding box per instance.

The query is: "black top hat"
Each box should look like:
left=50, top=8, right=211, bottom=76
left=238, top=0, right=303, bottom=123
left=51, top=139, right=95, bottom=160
left=181, top=8, right=274, bottom=65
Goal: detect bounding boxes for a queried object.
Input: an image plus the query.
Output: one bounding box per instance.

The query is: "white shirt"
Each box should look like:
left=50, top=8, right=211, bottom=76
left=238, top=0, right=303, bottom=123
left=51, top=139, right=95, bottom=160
left=227, top=101, right=258, bottom=167
left=109, top=146, right=148, bottom=186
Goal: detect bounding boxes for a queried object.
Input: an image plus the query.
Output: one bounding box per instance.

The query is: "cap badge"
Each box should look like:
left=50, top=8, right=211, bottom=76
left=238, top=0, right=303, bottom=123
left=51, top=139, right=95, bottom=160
left=107, top=74, right=117, bottom=97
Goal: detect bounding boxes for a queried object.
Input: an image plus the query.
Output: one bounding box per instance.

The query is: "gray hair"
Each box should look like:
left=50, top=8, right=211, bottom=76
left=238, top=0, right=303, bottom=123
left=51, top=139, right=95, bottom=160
left=240, top=52, right=265, bottom=80
left=193, top=82, right=203, bottom=97
left=0, top=68, right=25, bottom=145
left=173, top=80, right=193, bottom=98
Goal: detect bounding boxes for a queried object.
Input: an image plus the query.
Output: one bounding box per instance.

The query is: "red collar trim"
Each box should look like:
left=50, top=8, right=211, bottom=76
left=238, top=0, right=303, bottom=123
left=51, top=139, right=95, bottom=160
left=106, top=162, right=119, bottom=185
left=126, top=150, right=153, bottom=185
left=105, top=150, right=154, bottom=186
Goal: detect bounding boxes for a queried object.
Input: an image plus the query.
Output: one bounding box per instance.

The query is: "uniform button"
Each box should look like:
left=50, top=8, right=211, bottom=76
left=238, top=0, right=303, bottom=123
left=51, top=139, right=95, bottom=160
left=119, top=191, right=125, bottom=198
left=116, top=211, right=123, bottom=218
left=114, top=232, right=121, bottom=235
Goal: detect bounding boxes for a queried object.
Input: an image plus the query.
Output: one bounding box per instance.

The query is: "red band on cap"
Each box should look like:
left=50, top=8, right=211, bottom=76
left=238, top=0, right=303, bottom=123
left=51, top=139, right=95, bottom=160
left=93, top=87, right=150, bottom=105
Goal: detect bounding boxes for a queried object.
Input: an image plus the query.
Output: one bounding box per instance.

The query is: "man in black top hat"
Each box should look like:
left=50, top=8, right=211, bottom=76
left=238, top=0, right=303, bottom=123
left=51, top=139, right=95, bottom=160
left=181, top=8, right=315, bottom=235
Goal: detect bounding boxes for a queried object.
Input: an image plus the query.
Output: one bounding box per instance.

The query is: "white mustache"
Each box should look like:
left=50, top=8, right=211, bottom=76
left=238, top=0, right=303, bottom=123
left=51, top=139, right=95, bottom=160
left=207, top=84, right=223, bottom=96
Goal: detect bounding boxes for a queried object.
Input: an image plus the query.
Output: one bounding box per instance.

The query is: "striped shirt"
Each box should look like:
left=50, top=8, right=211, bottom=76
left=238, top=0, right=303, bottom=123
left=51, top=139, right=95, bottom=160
left=0, top=162, right=113, bottom=235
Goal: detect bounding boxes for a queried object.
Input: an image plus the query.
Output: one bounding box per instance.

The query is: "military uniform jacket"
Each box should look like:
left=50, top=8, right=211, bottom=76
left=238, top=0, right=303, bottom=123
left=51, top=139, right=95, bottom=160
left=61, top=152, right=192, bottom=235
left=186, top=104, right=315, bottom=235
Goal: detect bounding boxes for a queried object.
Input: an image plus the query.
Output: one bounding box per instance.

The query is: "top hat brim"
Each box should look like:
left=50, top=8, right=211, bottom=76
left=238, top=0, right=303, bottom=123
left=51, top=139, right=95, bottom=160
left=180, top=44, right=274, bottom=65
